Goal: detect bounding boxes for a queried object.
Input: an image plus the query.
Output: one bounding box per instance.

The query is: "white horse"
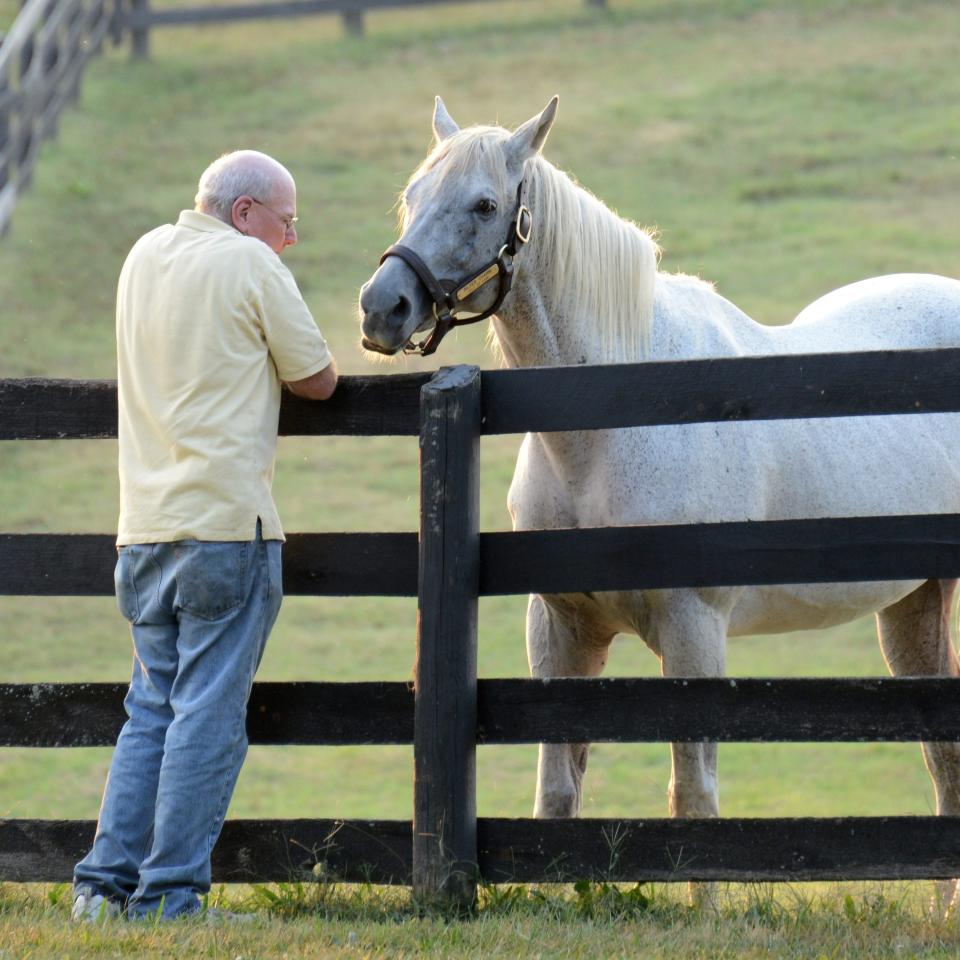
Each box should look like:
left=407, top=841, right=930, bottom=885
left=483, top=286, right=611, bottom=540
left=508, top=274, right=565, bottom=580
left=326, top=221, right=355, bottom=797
left=359, top=96, right=960, bottom=904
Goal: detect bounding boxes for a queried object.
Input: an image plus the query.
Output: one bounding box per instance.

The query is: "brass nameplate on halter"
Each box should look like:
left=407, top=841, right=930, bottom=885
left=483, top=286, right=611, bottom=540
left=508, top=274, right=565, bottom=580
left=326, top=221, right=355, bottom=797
left=455, top=264, right=501, bottom=302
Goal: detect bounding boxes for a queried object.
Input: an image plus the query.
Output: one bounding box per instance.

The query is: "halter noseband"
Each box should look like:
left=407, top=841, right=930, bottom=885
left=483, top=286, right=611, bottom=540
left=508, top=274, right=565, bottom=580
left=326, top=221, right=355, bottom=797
left=376, top=180, right=532, bottom=357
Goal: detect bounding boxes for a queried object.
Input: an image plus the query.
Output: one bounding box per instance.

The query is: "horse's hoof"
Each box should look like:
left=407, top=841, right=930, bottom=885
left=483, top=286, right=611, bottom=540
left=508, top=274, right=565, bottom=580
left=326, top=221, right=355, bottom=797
left=688, top=881, right=719, bottom=913
left=930, top=879, right=960, bottom=920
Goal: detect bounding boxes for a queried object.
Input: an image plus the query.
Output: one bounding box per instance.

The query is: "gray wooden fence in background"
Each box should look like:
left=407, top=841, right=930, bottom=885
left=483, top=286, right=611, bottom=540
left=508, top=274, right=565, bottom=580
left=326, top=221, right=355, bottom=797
left=0, top=0, right=117, bottom=235
left=122, top=0, right=609, bottom=55
left=0, top=0, right=609, bottom=231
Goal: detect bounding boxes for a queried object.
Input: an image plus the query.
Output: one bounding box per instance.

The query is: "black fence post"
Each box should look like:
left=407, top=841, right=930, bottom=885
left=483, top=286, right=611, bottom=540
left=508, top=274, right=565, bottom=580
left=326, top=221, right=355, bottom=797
left=342, top=9, right=364, bottom=36
left=131, top=0, right=150, bottom=59
left=413, top=365, right=481, bottom=911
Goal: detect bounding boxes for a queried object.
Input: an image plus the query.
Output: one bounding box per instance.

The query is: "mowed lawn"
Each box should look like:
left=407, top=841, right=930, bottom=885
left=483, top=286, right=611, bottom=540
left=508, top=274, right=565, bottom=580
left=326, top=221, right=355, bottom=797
left=1, top=0, right=959, bottom=940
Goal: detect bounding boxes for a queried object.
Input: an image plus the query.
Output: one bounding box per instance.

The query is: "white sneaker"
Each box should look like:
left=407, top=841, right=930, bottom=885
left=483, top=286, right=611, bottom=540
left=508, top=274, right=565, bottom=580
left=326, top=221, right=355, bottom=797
left=71, top=892, right=122, bottom=922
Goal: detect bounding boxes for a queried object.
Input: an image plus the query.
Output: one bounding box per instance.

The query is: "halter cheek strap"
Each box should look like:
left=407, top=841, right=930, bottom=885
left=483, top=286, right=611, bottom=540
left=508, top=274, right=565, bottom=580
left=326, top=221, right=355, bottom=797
left=378, top=180, right=532, bottom=356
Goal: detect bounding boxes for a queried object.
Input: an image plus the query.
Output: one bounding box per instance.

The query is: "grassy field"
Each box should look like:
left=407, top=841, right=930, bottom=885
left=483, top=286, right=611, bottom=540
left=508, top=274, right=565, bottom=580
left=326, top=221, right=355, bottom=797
left=2, top=0, right=960, bottom=951
left=6, top=878, right=960, bottom=958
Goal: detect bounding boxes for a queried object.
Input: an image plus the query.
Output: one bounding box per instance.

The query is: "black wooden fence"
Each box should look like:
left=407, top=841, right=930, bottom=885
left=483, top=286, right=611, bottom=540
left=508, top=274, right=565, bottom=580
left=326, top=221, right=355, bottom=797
left=4, top=348, right=960, bottom=908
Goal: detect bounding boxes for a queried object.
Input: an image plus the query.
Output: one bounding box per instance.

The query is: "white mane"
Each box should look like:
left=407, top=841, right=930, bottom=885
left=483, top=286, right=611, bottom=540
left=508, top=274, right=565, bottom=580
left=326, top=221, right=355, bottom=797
left=525, top=154, right=660, bottom=362
left=400, top=127, right=660, bottom=363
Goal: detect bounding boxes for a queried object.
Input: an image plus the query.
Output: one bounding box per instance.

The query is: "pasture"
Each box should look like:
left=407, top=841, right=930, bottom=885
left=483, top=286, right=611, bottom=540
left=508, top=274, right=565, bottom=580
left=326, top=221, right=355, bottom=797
left=1, top=0, right=960, bottom=952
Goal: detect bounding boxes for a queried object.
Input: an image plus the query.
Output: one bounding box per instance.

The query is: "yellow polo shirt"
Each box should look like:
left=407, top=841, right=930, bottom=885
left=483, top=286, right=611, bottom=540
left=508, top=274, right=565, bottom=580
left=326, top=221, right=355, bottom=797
left=116, top=210, right=331, bottom=545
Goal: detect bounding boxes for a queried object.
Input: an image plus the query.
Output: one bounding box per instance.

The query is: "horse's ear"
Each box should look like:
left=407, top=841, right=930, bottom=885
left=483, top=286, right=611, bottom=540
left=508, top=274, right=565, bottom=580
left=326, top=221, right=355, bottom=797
left=432, top=96, right=460, bottom=142
left=506, top=96, right=559, bottom=169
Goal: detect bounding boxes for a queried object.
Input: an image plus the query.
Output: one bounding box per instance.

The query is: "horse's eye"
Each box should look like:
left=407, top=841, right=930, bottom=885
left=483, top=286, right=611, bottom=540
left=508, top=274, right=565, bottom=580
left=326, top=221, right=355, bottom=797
left=474, top=198, right=497, bottom=216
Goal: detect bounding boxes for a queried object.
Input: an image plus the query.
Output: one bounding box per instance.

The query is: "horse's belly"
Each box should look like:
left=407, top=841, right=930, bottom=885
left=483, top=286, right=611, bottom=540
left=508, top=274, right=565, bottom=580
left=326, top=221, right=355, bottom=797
left=727, top=580, right=924, bottom=636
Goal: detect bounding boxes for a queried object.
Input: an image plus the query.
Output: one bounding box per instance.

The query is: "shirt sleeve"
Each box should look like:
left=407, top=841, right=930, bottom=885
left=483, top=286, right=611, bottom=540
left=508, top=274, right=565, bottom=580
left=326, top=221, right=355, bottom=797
left=256, top=258, right=333, bottom=382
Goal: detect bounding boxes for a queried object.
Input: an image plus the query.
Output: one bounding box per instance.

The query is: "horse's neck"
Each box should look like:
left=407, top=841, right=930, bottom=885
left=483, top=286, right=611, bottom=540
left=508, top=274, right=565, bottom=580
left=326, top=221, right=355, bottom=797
left=491, top=166, right=652, bottom=368
left=489, top=161, right=769, bottom=368
left=492, top=270, right=770, bottom=480
left=490, top=267, right=622, bottom=479
left=491, top=271, right=597, bottom=368
left=493, top=267, right=752, bottom=369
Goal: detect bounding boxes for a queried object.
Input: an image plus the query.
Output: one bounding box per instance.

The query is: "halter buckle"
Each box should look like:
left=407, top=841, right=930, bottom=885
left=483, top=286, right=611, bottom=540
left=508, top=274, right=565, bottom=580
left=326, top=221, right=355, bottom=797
left=515, top=205, right=532, bottom=245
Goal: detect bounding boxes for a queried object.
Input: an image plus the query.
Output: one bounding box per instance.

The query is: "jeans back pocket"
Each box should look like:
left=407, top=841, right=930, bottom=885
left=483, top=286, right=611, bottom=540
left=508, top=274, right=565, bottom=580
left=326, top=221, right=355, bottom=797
left=114, top=547, right=141, bottom=624
left=173, top=540, right=249, bottom=621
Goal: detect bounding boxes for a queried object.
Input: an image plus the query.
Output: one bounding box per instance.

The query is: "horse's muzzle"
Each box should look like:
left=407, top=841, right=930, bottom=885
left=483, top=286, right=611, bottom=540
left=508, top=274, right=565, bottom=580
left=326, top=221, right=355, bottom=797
left=361, top=336, right=401, bottom=356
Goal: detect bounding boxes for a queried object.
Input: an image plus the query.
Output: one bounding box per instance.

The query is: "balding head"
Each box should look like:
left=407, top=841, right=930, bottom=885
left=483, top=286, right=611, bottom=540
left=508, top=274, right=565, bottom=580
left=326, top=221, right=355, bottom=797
left=195, top=150, right=295, bottom=224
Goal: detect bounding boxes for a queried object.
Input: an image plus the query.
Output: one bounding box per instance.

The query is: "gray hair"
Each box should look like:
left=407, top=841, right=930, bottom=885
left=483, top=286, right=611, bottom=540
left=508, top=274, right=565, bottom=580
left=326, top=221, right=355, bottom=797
left=194, top=150, right=292, bottom=223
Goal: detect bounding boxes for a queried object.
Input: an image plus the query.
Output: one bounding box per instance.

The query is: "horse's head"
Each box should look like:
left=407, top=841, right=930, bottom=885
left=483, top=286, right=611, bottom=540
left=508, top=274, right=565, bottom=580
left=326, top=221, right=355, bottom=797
left=359, top=96, right=558, bottom=358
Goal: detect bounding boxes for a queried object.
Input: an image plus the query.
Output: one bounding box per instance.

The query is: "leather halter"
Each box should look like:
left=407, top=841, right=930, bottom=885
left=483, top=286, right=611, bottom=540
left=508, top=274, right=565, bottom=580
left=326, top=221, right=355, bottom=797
left=376, top=180, right=532, bottom=356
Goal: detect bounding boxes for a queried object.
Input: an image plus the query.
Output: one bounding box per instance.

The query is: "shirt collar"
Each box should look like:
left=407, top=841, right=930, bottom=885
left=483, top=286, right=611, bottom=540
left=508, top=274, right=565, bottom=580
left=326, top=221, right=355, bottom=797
left=176, top=210, right=238, bottom=234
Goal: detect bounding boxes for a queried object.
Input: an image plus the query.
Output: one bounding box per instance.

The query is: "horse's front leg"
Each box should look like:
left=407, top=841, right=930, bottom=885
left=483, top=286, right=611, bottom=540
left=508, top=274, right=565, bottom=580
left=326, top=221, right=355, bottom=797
left=649, top=589, right=730, bottom=909
left=526, top=593, right=614, bottom=819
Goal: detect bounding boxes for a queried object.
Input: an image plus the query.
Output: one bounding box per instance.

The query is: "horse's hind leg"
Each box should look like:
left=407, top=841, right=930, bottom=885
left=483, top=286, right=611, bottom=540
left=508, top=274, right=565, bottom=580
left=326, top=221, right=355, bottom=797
left=527, top=594, right=614, bottom=819
left=876, top=578, right=960, bottom=910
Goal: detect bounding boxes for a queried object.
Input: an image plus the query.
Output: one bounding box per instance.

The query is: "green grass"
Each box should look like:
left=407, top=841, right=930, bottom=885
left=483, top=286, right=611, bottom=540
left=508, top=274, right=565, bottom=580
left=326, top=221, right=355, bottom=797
left=2, top=0, right=960, bottom=950
left=6, top=879, right=960, bottom=958
left=0, top=883, right=960, bottom=960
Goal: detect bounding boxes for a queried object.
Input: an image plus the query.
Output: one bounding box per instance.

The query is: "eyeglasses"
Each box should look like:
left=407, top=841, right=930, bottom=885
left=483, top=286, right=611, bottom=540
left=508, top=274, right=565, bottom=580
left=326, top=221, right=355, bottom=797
left=250, top=197, right=299, bottom=232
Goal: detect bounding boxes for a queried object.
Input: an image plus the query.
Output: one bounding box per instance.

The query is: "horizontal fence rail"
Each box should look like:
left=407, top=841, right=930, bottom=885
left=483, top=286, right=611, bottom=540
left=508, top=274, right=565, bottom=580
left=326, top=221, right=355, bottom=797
left=7, top=513, right=960, bottom=597
left=123, top=0, right=495, bottom=28
left=0, top=681, right=414, bottom=746
left=0, top=532, right=418, bottom=595
left=480, top=347, right=960, bottom=433
left=480, top=513, right=960, bottom=595
left=5, top=816, right=960, bottom=885
left=476, top=677, right=960, bottom=744
left=0, top=374, right=429, bottom=438
left=7, top=677, right=960, bottom=748
left=5, top=348, right=960, bottom=439
left=116, top=0, right=609, bottom=52
left=0, top=818, right=414, bottom=884
left=478, top=817, right=960, bottom=884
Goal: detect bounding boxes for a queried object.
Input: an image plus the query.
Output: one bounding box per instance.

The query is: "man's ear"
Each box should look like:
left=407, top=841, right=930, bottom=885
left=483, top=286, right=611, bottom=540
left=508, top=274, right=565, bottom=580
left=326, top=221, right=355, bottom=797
left=231, top=195, right=254, bottom=233
left=432, top=96, right=460, bottom=142
left=505, top=96, right=559, bottom=171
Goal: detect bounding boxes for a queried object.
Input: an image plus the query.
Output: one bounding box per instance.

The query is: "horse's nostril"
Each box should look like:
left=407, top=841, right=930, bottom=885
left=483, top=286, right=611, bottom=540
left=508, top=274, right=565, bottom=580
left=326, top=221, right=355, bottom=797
left=358, top=283, right=376, bottom=318
left=390, top=295, right=411, bottom=324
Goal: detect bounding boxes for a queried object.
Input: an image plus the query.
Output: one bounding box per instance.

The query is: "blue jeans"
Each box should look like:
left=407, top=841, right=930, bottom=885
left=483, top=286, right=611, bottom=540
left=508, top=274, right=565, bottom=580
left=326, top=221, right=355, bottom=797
left=74, top=523, right=282, bottom=919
